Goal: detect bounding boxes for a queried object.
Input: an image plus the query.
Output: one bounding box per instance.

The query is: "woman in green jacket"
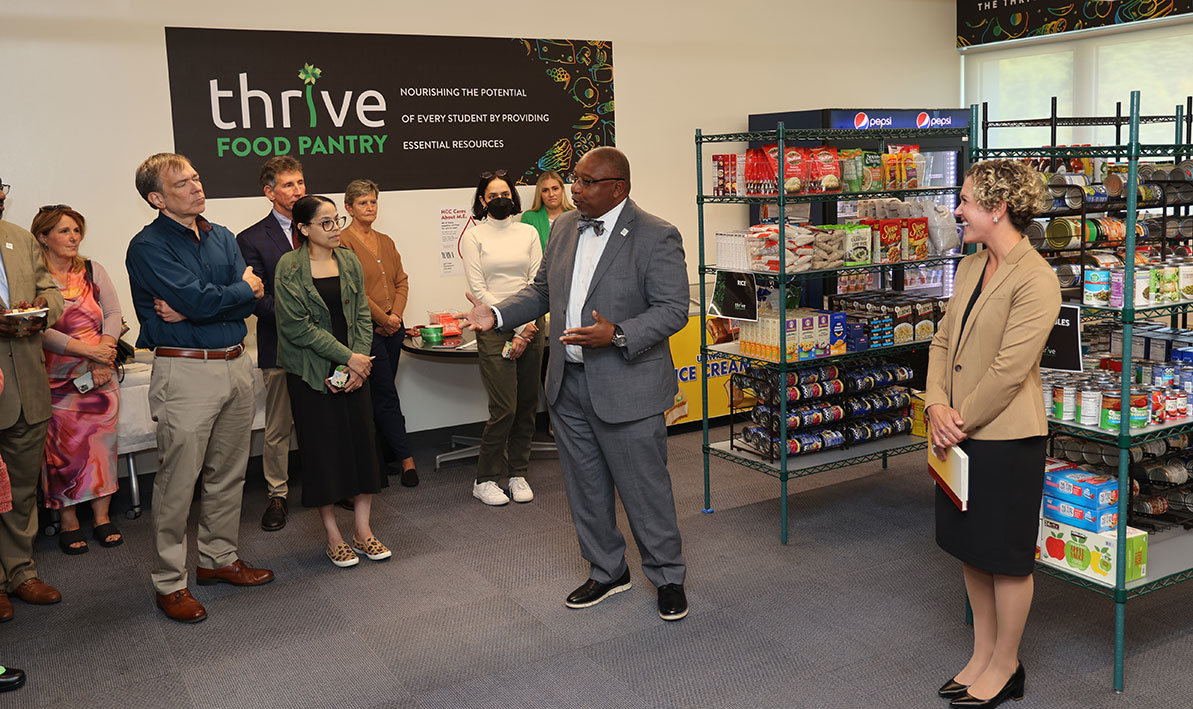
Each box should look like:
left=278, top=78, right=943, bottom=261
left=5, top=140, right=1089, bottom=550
left=275, top=194, right=390, bottom=568
left=519, top=170, right=573, bottom=252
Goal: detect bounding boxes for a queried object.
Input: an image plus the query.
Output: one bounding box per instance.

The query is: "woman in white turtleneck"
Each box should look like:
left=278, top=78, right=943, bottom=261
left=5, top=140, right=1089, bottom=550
left=460, top=170, right=545, bottom=507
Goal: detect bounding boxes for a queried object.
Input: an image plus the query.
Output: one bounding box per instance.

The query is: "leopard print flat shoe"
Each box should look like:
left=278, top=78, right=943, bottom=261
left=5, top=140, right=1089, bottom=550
left=326, top=543, right=359, bottom=568
left=351, top=536, right=392, bottom=561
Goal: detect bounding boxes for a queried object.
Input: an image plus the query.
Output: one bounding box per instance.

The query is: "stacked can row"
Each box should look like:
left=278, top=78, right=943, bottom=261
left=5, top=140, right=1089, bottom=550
left=1030, top=215, right=1193, bottom=251
left=1044, top=369, right=1192, bottom=431
left=1049, top=436, right=1193, bottom=516
left=750, top=387, right=911, bottom=434
left=740, top=414, right=913, bottom=458
left=1081, top=259, right=1193, bottom=308
left=732, top=361, right=914, bottom=405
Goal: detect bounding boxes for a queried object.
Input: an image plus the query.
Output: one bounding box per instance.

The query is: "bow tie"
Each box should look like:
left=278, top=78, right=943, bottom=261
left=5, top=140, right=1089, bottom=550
left=577, top=217, right=605, bottom=236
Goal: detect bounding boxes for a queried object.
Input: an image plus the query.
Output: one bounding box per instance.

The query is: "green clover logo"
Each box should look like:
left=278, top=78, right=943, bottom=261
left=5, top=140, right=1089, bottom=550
left=298, top=63, right=322, bottom=128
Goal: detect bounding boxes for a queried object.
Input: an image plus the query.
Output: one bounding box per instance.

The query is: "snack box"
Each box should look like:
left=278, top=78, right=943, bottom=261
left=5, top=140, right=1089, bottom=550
left=1037, top=518, right=1146, bottom=587
left=910, top=392, right=927, bottom=438
left=1043, top=469, right=1119, bottom=510
left=1044, top=457, right=1079, bottom=473
left=1043, top=494, right=1118, bottom=533
left=819, top=310, right=846, bottom=356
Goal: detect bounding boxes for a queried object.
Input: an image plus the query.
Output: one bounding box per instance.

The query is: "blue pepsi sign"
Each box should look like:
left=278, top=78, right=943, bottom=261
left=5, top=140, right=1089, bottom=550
left=831, top=109, right=969, bottom=131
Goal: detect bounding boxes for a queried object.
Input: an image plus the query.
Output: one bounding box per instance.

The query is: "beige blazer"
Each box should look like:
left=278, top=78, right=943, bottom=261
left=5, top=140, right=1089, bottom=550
left=925, top=237, right=1061, bottom=440
left=0, top=220, right=65, bottom=428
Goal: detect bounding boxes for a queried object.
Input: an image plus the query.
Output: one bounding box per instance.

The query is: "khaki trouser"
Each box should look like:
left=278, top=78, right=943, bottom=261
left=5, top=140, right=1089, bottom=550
left=148, top=355, right=255, bottom=594
left=260, top=367, right=293, bottom=498
left=0, top=413, right=50, bottom=591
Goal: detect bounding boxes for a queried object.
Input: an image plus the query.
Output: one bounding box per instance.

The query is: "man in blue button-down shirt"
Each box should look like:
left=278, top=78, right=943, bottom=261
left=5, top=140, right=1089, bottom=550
left=126, top=153, right=275, bottom=624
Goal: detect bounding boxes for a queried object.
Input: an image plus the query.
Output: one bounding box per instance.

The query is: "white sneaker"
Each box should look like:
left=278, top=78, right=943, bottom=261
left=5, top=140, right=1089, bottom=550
left=509, top=476, right=534, bottom=503
left=473, top=480, right=510, bottom=506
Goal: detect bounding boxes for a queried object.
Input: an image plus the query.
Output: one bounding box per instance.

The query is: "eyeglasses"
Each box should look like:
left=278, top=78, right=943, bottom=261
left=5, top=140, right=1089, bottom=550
left=480, top=170, right=508, bottom=180
left=0, top=181, right=9, bottom=194
left=308, top=215, right=347, bottom=232
left=39, top=204, right=71, bottom=212
left=566, top=173, right=625, bottom=188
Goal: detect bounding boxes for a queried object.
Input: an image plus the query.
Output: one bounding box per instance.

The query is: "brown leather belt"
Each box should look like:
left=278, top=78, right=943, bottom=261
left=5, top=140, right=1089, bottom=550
left=155, top=344, right=245, bottom=361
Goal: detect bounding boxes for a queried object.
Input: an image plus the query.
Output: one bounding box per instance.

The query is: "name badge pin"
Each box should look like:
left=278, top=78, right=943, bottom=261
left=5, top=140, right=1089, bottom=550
left=620, top=228, right=628, bottom=236
left=4, top=243, right=11, bottom=250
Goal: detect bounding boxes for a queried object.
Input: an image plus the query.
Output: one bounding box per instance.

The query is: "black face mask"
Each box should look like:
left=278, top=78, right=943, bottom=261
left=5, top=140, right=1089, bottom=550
left=486, top=197, right=514, bottom=220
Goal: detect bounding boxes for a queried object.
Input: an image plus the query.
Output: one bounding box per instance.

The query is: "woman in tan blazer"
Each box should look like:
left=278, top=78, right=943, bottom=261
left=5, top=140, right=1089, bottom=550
left=925, top=160, right=1059, bottom=708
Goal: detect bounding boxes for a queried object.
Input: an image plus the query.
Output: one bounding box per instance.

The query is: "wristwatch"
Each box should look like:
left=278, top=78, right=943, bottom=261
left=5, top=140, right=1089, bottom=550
left=611, top=325, right=627, bottom=348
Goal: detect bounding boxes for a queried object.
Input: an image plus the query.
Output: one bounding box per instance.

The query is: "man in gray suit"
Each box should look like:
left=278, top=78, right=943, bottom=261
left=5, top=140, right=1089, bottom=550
left=463, top=147, right=690, bottom=621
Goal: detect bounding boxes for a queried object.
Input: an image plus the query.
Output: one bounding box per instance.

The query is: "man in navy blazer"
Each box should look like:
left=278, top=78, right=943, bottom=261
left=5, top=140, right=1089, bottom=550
left=236, top=156, right=305, bottom=531
left=464, top=147, right=691, bottom=621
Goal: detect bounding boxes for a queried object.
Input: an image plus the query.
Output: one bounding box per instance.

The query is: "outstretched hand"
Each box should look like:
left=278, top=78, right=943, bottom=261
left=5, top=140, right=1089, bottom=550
left=560, top=310, right=615, bottom=349
left=456, top=292, right=495, bottom=332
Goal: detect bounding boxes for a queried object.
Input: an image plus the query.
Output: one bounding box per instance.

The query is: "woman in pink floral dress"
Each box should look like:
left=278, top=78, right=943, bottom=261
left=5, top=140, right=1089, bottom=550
left=30, top=206, right=122, bottom=555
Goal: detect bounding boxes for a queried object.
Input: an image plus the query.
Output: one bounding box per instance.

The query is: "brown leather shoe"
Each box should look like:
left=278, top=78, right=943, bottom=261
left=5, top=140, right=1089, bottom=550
left=13, top=578, right=61, bottom=605
left=195, top=560, right=274, bottom=587
left=0, top=592, right=12, bottom=622
left=156, top=589, right=207, bottom=623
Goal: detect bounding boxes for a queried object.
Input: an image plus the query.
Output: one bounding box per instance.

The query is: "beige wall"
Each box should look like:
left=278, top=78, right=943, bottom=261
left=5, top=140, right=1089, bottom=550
left=0, top=0, right=960, bottom=431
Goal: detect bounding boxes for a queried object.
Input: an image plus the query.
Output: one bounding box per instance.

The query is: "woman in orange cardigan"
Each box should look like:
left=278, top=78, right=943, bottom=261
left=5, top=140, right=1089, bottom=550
left=925, top=160, right=1059, bottom=708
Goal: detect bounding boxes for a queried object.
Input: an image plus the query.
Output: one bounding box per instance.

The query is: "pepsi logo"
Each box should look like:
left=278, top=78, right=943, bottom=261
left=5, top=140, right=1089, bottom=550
left=916, top=112, right=930, bottom=129
left=854, top=112, right=868, bottom=129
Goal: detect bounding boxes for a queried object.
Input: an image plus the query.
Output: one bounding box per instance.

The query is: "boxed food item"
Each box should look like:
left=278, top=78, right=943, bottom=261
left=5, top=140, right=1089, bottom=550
left=875, top=220, right=902, bottom=264
left=891, top=300, right=915, bottom=345
left=910, top=391, right=927, bottom=438
left=913, top=300, right=936, bottom=341
left=1038, top=518, right=1147, bottom=587
left=797, top=312, right=818, bottom=361
left=715, top=230, right=750, bottom=271
left=1044, top=457, right=1079, bottom=473
left=906, top=218, right=930, bottom=261
left=1043, top=469, right=1120, bottom=510
left=1043, top=494, right=1118, bottom=533
left=819, top=310, right=846, bottom=356
left=428, top=311, right=463, bottom=337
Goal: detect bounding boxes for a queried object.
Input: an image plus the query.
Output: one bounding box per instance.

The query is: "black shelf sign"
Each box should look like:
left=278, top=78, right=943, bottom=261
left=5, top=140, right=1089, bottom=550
left=1041, top=305, right=1082, bottom=372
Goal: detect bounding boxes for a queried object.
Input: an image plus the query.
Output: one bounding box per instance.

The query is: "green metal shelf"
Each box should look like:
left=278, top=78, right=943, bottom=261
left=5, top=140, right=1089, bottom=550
left=701, top=255, right=963, bottom=283
left=698, top=186, right=961, bottom=204
left=1048, top=416, right=1193, bottom=445
left=986, top=115, right=1181, bottom=129
left=695, top=127, right=969, bottom=144
left=703, top=340, right=927, bottom=368
left=1078, top=300, right=1193, bottom=323
left=706, top=434, right=927, bottom=479
left=973, top=145, right=1185, bottom=159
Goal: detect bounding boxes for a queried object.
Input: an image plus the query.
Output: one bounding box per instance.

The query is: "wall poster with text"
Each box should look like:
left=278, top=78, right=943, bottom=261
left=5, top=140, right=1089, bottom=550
left=165, top=28, right=614, bottom=198
left=957, top=1, right=1192, bottom=48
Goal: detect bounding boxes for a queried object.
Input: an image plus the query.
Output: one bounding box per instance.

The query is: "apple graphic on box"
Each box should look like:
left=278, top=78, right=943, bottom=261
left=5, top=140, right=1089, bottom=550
left=1045, top=532, right=1066, bottom=560
left=1066, top=535, right=1092, bottom=571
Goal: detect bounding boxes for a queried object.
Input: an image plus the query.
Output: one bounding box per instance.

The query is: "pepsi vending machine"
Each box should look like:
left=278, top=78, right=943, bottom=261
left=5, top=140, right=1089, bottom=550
left=746, top=107, right=970, bottom=302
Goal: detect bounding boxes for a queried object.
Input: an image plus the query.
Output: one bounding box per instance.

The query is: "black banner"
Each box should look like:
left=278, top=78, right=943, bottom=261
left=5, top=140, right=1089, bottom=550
left=958, top=1, right=1193, bottom=48
left=1041, top=305, right=1082, bottom=372
left=164, top=28, right=614, bottom=197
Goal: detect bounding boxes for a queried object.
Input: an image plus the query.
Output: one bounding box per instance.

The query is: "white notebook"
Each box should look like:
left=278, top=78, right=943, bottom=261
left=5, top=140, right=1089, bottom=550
left=929, top=445, right=970, bottom=512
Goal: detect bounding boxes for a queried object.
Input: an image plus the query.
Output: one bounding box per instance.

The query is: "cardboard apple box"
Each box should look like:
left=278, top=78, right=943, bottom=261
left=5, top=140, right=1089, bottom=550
left=1038, top=518, right=1147, bottom=587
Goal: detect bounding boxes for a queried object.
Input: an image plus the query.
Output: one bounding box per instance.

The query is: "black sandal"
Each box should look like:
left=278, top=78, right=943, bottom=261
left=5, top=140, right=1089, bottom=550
left=59, top=528, right=89, bottom=555
left=93, top=522, right=124, bottom=548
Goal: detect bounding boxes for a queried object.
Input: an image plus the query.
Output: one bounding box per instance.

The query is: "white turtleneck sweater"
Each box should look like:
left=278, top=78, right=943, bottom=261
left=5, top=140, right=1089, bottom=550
left=460, top=216, right=543, bottom=332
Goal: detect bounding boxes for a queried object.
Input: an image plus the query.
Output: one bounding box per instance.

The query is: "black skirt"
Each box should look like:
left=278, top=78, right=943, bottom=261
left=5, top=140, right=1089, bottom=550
left=287, top=373, right=386, bottom=508
left=935, top=436, right=1046, bottom=576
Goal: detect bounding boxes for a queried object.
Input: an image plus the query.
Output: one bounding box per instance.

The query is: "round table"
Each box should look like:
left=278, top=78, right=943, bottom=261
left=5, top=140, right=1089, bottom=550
left=401, top=330, right=557, bottom=470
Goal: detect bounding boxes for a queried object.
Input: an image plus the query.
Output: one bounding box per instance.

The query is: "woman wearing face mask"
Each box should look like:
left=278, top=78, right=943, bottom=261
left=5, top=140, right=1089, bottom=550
left=520, top=170, right=573, bottom=252
left=460, top=170, right=544, bottom=506
left=275, top=195, right=389, bottom=567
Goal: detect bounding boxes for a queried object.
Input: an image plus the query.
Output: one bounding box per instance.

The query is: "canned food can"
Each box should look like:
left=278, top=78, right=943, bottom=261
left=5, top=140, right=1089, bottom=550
left=1166, top=390, right=1182, bottom=420
left=1134, top=268, right=1152, bottom=306
left=1023, top=220, right=1047, bottom=249
left=1129, top=388, right=1148, bottom=429
left=1082, top=185, right=1109, bottom=205
left=1101, top=391, right=1122, bottom=431
left=1083, top=268, right=1111, bottom=306
left=1049, top=173, right=1090, bottom=197
left=1078, top=388, right=1102, bottom=426
left=1109, top=268, right=1125, bottom=307
left=1149, top=388, right=1167, bottom=424
left=1052, top=383, right=1076, bottom=421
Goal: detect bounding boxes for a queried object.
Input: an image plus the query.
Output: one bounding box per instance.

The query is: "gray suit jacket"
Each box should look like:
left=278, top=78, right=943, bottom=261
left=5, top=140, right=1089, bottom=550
left=498, top=199, right=688, bottom=424
left=0, top=220, right=65, bottom=428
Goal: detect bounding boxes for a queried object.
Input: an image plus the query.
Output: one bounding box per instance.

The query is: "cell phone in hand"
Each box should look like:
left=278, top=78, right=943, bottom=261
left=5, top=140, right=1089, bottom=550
left=73, top=371, right=95, bottom=393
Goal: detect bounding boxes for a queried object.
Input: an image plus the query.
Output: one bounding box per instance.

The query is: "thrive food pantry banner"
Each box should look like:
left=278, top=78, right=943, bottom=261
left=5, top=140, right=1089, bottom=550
left=957, top=0, right=1192, bottom=48
left=164, top=28, right=614, bottom=197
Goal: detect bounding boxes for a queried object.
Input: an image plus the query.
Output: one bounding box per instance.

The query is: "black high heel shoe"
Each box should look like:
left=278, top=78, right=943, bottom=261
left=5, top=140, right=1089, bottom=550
left=937, top=677, right=969, bottom=698
left=949, top=663, right=1025, bottom=707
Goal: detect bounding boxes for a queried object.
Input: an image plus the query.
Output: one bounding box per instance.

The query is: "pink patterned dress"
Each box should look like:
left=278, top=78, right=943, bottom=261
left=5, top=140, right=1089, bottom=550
left=41, top=269, right=120, bottom=509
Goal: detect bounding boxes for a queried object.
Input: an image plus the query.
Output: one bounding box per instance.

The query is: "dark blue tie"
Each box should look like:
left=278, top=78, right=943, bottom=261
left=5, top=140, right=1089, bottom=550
left=577, top=217, right=605, bottom=236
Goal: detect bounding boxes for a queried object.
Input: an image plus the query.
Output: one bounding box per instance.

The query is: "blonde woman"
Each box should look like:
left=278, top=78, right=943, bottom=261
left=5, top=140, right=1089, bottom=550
left=926, top=160, right=1059, bottom=708
left=520, top=170, right=573, bottom=252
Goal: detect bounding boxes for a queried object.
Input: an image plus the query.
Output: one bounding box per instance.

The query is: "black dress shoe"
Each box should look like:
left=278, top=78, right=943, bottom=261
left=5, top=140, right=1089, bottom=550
left=950, top=663, right=1025, bottom=707
left=565, top=569, right=631, bottom=609
left=261, top=497, right=287, bottom=531
left=400, top=467, right=419, bottom=488
left=0, top=665, right=26, bottom=693
left=938, top=677, right=969, bottom=698
left=657, top=583, right=688, bottom=621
